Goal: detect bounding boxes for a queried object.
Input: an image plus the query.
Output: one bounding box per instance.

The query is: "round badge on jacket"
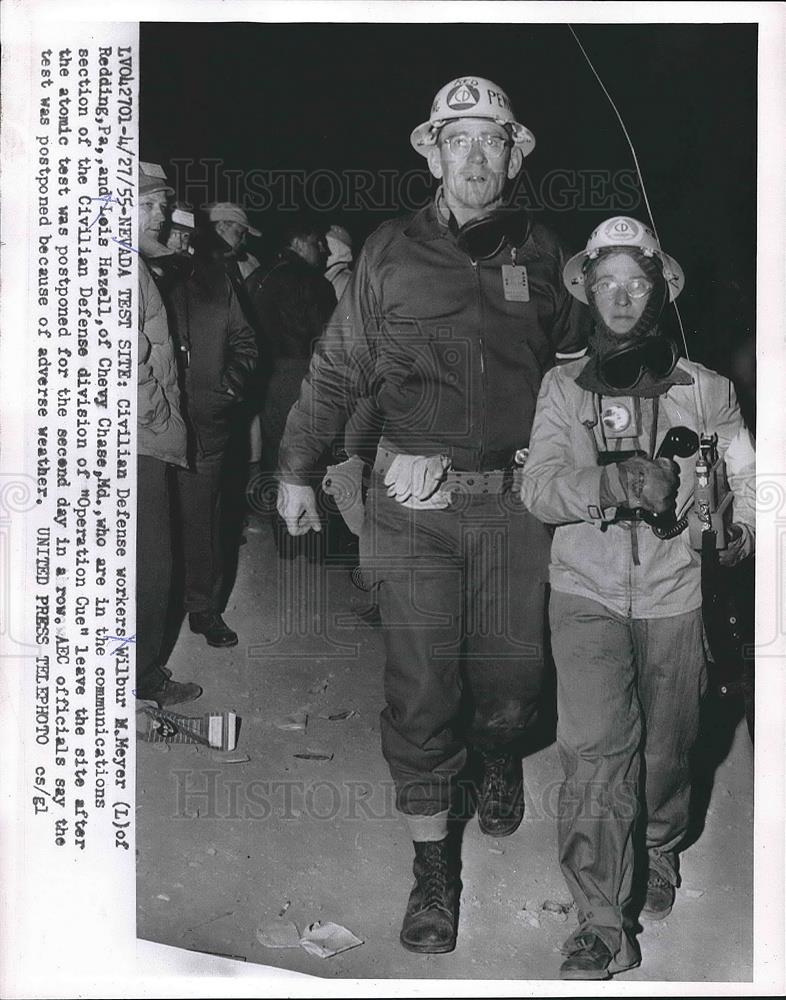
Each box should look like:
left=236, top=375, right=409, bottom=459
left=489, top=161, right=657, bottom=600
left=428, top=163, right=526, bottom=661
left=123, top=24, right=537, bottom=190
left=601, top=403, right=632, bottom=433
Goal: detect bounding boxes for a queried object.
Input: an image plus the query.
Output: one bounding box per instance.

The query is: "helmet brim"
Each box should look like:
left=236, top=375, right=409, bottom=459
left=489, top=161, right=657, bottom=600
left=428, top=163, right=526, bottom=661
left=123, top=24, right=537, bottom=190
left=563, top=249, right=685, bottom=304
left=410, top=118, right=536, bottom=158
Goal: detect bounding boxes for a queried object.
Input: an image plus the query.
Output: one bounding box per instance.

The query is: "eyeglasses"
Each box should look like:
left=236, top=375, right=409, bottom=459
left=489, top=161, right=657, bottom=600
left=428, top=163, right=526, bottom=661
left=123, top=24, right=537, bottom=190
left=440, top=133, right=512, bottom=158
left=590, top=277, right=654, bottom=299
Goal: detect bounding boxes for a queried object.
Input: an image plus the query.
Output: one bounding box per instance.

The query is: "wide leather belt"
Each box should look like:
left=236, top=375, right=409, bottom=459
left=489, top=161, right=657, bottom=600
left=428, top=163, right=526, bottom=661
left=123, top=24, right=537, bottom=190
left=372, top=446, right=515, bottom=496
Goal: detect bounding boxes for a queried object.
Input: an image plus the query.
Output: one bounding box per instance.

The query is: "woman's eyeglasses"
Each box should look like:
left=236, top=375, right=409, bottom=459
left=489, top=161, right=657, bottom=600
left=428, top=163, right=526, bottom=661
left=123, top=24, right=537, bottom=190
left=590, top=277, right=654, bottom=299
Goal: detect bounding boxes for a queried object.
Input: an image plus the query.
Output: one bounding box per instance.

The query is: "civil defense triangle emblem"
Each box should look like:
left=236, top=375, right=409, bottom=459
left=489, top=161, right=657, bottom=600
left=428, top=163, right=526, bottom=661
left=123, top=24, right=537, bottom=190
left=605, top=218, right=638, bottom=241
left=447, top=83, right=480, bottom=110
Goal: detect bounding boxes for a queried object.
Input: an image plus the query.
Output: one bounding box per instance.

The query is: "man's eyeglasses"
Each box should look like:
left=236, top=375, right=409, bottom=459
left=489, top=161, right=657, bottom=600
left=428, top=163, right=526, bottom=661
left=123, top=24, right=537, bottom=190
left=589, top=277, right=654, bottom=300
left=440, top=133, right=512, bottom=158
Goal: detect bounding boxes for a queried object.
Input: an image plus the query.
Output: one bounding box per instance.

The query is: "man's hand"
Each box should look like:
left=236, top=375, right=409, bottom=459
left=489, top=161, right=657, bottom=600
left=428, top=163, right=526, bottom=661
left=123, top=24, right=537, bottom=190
left=277, top=482, right=321, bottom=535
left=618, top=456, right=679, bottom=514
left=384, top=453, right=452, bottom=504
left=718, top=522, right=754, bottom=567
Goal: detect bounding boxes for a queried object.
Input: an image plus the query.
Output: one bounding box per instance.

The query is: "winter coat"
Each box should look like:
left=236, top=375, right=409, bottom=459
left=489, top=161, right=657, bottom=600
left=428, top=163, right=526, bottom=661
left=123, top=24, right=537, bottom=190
left=137, top=258, right=187, bottom=466
left=165, top=255, right=258, bottom=458
left=520, top=357, right=756, bottom=618
left=246, top=249, right=337, bottom=362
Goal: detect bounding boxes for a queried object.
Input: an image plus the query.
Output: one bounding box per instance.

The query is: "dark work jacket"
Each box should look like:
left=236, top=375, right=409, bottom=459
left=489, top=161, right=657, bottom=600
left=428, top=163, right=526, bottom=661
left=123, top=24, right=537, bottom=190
left=246, top=249, right=337, bottom=362
left=278, top=198, right=589, bottom=484
left=165, top=255, right=258, bottom=459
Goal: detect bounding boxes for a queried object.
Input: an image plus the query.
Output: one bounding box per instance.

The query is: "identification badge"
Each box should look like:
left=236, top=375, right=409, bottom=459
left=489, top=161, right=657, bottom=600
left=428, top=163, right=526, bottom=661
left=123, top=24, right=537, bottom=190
left=501, top=264, right=530, bottom=302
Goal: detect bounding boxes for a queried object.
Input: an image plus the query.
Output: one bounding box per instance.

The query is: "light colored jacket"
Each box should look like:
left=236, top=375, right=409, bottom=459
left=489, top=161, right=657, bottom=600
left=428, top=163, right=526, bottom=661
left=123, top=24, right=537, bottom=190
left=137, top=258, right=187, bottom=466
left=325, top=234, right=353, bottom=301
left=521, top=357, right=755, bottom=618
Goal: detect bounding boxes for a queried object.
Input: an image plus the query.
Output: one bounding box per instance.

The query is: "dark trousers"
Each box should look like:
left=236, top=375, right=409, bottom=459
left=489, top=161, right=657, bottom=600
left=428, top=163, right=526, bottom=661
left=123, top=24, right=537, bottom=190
left=175, top=451, right=225, bottom=613
left=550, top=590, right=706, bottom=971
left=360, top=478, right=551, bottom=816
left=136, top=455, right=174, bottom=690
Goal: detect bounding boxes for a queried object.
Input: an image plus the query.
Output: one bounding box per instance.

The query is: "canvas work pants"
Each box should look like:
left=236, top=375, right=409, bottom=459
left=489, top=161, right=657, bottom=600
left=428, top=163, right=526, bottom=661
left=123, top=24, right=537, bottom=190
left=360, top=477, right=551, bottom=824
left=549, top=590, right=707, bottom=971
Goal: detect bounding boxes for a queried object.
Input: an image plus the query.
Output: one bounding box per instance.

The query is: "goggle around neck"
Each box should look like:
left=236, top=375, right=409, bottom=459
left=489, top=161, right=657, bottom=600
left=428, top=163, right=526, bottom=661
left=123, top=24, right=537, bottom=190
left=598, top=335, right=679, bottom=392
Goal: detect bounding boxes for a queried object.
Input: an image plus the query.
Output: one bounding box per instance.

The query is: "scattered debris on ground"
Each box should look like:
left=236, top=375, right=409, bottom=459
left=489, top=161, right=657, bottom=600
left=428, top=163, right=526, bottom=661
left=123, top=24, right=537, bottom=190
left=293, top=748, right=334, bottom=761
left=275, top=711, right=308, bottom=732
left=255, top=918, right=364, bottom=959
left=255, top=919, right=302, bottom=949
left=298, top=921, right=363, bottom=958
left=517, top=898, right=575, bottom=928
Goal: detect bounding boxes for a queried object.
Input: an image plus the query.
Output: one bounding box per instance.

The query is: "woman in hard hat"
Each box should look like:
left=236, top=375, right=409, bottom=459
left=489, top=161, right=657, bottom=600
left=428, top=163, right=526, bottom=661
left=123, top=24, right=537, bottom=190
left=521, top=216, right=755, bottom=980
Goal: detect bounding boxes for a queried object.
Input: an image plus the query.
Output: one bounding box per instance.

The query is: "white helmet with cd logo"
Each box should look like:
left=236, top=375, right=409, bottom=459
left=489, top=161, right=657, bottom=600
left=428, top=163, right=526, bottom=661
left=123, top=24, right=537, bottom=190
left=563, top=216, right=684, bottom=303
left=410, top=76, right=536, bottom=158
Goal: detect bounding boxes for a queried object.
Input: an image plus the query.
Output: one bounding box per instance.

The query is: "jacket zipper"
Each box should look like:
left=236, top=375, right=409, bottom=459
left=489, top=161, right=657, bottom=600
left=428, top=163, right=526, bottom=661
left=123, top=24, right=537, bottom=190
left=470, top=258, right=487, bottom=468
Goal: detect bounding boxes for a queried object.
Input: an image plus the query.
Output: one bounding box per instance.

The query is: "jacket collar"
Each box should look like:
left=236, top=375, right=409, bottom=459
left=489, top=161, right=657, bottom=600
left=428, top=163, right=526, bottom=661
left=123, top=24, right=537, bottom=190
left=574, top=356, right=695, bottom=427
left=402, top=193, right=449, bottom=242
left=402, top=188, right=530, bottom=249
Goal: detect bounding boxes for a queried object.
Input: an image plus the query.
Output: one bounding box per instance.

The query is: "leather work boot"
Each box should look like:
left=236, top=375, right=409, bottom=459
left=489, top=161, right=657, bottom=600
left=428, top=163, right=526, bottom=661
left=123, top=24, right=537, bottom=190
left=399, top=838, right=461, bottom=953
left=559, top=932, right=613, bottom=980
left=477, top=748, right=525, bottom=837
left=189, top=611, right=239, bottom=648
left=136, top=676, right=203, bottom=708
left=641, top=869, right=676, bottom=920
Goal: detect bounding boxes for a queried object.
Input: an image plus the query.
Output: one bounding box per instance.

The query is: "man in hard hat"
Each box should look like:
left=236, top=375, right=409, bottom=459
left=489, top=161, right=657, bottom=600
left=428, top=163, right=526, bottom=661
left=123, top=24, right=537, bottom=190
left=277, top=77, right=587, bottom=954
left=521, top=217, right=755, bottom=979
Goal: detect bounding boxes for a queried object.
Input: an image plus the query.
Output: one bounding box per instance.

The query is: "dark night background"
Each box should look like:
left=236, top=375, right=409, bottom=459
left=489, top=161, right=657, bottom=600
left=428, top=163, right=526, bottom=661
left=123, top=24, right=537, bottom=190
left=141, top=21, right=757, bottom=423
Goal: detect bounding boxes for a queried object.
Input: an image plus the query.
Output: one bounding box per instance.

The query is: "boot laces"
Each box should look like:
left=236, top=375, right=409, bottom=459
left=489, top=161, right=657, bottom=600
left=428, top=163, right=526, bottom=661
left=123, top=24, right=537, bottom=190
left=482, top=753, right=509, bottom=801
left=420, top=844, right=450, bottom=910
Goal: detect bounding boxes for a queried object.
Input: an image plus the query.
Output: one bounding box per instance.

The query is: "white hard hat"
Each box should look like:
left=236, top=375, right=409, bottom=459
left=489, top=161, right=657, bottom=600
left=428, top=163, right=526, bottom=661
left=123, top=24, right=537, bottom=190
left=327, top=224, right=353, bottom=251
left=209, top=202, right=261, bottom=237
left=563, top=216, right=684, bottom=303
left=410, top=76, right=536, bottom=158
left=170, top=207, right=195, bottom=231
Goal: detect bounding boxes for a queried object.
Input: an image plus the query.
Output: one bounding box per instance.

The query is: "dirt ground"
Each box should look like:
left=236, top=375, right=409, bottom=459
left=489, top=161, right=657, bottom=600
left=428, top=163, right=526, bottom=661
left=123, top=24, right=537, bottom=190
left=136, top=513, right=754, bottom=984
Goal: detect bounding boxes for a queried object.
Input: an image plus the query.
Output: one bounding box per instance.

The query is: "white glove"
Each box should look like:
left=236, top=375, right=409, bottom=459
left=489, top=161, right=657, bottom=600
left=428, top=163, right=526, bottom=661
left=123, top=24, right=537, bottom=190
left=384, top=453, right=453, bottom=509
left=277, top=482, right=321, bottom=535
